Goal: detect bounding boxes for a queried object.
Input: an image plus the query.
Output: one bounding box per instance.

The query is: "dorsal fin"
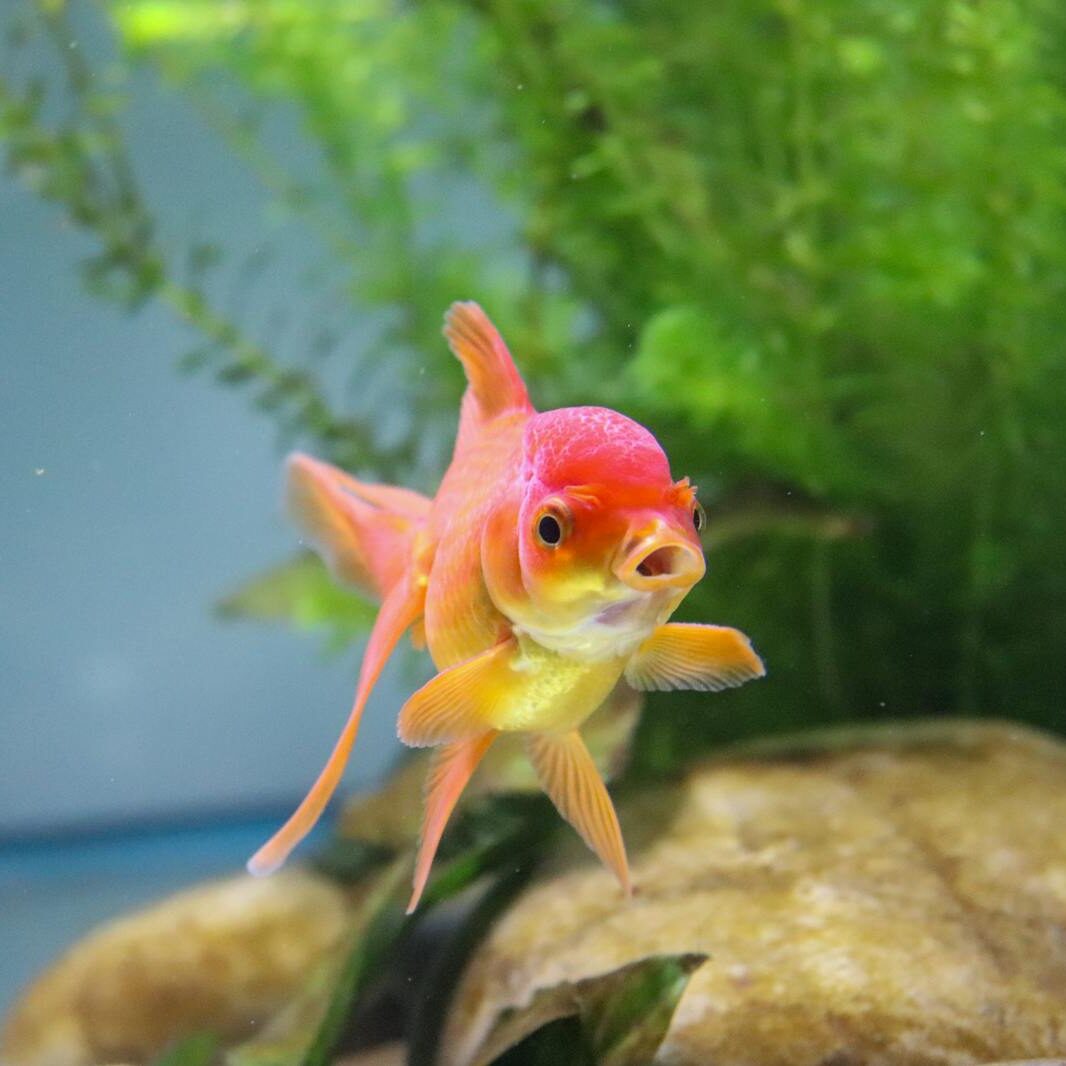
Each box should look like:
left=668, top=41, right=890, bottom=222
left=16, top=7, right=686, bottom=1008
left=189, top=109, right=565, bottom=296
left=443, top=302, right=532, bottom=421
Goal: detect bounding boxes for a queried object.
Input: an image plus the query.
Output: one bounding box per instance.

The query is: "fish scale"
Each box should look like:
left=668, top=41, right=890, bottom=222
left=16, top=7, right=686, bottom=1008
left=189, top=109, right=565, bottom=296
left=424, top=412, right=526, bottom=669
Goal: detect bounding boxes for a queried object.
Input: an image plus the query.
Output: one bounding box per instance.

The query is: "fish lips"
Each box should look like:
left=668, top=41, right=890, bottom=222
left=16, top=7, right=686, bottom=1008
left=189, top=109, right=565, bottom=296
left=612, top=519, right=705, bottom=592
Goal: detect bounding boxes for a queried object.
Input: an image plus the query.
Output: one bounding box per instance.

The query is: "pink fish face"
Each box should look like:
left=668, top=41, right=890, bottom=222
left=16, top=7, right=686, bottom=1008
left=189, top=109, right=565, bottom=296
left=483, top=407, right=706, bottom=659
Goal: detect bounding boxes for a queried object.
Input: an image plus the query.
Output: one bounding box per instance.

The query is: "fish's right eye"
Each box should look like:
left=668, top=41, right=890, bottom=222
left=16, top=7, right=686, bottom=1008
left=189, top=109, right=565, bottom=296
left=534, top=500, right=571, bottom=548
left=537, top=514, right=562, bottom=545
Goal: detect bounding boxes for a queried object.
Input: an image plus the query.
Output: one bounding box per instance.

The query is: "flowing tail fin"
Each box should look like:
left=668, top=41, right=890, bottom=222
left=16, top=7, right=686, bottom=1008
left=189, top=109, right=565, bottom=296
left=284, top=452, right=430, bottom=601
left=247, top=453, right=430, bottom=875
left=248, top=577, right=423, bottom=875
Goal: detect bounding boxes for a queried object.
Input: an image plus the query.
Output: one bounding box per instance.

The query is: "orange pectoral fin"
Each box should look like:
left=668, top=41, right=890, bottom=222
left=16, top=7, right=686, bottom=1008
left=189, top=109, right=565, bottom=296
left=525, top=730, right=630, bottom=896
left=624, top=623, right=766, bottom=693
left=286, top=452, right=430, bottom=600
left=396, top=639, right=516, bottom=748
left=247, top=577, right=424, bottom=877
left=406, top=732, right=496, bottom=914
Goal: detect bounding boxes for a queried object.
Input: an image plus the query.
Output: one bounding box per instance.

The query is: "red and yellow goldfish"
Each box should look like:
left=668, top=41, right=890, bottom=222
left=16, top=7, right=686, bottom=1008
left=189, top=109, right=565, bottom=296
left=248, top=303, right=764, bottom=911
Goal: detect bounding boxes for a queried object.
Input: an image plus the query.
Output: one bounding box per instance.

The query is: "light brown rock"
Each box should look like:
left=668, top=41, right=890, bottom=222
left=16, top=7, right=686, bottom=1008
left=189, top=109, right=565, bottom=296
left=443, top=721, right=1066, bottom=1066
left=1, top=869, right=354, bottom=1066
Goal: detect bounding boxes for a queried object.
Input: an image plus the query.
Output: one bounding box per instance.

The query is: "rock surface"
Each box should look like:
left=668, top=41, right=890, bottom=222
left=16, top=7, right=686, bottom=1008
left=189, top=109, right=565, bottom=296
left=6, top=722, right=1066, bottom=1066
left=1, top=869, right=354, bottom=1066
left=442, top=722, right=1066, bottom=1066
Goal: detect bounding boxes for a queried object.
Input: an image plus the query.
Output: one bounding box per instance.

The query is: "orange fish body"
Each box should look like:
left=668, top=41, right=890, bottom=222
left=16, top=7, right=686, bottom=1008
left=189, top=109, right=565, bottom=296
left=248, top=303, right=764, bottom=911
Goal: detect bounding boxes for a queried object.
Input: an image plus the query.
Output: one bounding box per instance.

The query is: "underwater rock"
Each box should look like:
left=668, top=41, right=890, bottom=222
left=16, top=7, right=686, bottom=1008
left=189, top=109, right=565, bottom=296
left=1, top=869, right=354, bottom=1066
left=442, top=721, right=1066, bottom=1066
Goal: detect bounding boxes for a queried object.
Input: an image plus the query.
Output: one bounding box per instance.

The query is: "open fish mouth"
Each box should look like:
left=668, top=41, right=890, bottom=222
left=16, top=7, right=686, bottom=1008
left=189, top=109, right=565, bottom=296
left=613, top=526, right=704, bottom=592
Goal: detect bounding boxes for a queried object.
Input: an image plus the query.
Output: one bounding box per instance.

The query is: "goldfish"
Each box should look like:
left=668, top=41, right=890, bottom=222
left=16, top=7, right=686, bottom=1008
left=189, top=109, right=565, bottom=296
left=247, top=302, right=764, bottom=912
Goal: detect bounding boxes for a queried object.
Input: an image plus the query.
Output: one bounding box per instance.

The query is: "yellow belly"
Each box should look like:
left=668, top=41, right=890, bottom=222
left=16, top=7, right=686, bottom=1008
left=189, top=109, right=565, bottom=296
left=491, top=636, right=625, bottom=734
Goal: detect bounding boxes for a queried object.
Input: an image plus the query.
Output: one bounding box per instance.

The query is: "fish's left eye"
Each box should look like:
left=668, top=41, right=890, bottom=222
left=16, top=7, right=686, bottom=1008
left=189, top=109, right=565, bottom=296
left=692, top=502, right=706, bottom=533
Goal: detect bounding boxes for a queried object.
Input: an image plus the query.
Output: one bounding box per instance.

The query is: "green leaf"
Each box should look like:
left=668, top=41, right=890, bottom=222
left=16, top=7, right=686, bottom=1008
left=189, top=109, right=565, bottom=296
left=230, top=785, right=555, bottom=1066
left=297, top=807, right=553, bottom=1065
left=583, top=953, right=706, bottom=1065
left=297, top=869, right=409, bottom=1066
left=310, top=836, right=394, bottom=885
left=226, top=860, right=408, bottom=1066
left=408, top=864, right=539, bottom=1066
left=149, top=1032, right=220, bottom=1066
left=489, top=1017, right=590, bottom=1066
left=472, top=953, right=706, bottom=1066
left=216, top=552, right=376, bottom=648
left=630, top=304, right=760, bottom=415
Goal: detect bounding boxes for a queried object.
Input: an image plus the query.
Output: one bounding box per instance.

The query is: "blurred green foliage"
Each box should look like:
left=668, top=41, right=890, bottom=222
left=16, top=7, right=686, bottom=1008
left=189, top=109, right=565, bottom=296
left=215, top=552, right=377, bottom=652
left=3, top=0, right=1065, bottom=765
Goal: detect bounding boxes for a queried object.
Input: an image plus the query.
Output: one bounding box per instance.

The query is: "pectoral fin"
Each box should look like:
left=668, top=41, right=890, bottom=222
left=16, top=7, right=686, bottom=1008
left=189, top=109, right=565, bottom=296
left=624, top=623, right=765, bottom=692
left=397, top=640, right=516, bottom=748
left=407, top=732, right=496, bottom=914
left=525, top=730, right=630, bottom=895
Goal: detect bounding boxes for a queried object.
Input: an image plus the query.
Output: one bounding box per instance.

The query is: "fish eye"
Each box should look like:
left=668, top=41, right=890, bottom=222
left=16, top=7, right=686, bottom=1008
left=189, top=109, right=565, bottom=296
left=534, top=500, right=571, bottom=548
left=537, top=515, right=562, bottom=545
left=692, top=501, right=706, bottom=533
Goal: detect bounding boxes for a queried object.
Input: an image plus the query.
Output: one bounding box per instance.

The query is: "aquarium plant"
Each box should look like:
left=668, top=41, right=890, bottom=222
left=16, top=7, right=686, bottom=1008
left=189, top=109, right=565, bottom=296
left=3, top=0, right=1066, bottom=1062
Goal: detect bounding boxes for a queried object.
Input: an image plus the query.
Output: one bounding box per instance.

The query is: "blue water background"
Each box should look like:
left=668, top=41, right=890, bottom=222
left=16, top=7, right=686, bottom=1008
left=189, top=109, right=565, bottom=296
left=0, top=9, right=423, bottom=1011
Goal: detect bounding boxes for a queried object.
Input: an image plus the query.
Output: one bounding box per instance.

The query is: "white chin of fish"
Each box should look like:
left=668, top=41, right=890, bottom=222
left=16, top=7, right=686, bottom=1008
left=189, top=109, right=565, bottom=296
left=525, top=591, right=667, bottom=661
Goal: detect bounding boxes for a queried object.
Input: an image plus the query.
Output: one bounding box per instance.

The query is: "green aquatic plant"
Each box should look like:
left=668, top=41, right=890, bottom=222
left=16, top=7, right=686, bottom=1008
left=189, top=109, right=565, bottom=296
left=4, top=2, right=1066, bottom=1060
left=5, top=0, right=1064, bottom=759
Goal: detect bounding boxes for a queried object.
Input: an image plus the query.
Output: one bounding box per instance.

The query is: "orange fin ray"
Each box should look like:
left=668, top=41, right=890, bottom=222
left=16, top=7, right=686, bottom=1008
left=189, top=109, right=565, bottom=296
left=286, top=452, right=430, bottom=600
left=397, top=639, right=515, bottom=748
left=444, top=302, right=532, bottom=422
left=247, top=579, right=424, bottom=876
left=525, top=730, right=630, bottom=895
left=406, top=732, right=497, bottom=914
left=624, top=623, right=765, bottom=693
left=408, top=618, right=427, bottom=651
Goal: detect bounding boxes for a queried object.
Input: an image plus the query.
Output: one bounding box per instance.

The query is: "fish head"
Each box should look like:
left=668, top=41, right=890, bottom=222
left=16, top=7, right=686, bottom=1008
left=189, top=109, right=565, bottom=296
left=482, top=406, right=706, bottom=658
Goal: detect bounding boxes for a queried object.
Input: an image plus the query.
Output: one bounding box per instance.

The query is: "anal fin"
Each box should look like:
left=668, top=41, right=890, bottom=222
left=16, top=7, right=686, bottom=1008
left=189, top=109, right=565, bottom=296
left=624, top=623, right=765, bottom=693
left=525, top=730, right=630, bottom=895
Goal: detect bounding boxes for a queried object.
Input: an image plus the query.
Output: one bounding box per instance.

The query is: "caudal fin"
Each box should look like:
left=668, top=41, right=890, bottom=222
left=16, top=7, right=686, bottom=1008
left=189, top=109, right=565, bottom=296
left=285, top=452, right=430, bottom=601
left=247, top=577, right=424, bottom=876
left=444, top=302, right=532, bottom=423
left=248, top=455, right=429, bottom=876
